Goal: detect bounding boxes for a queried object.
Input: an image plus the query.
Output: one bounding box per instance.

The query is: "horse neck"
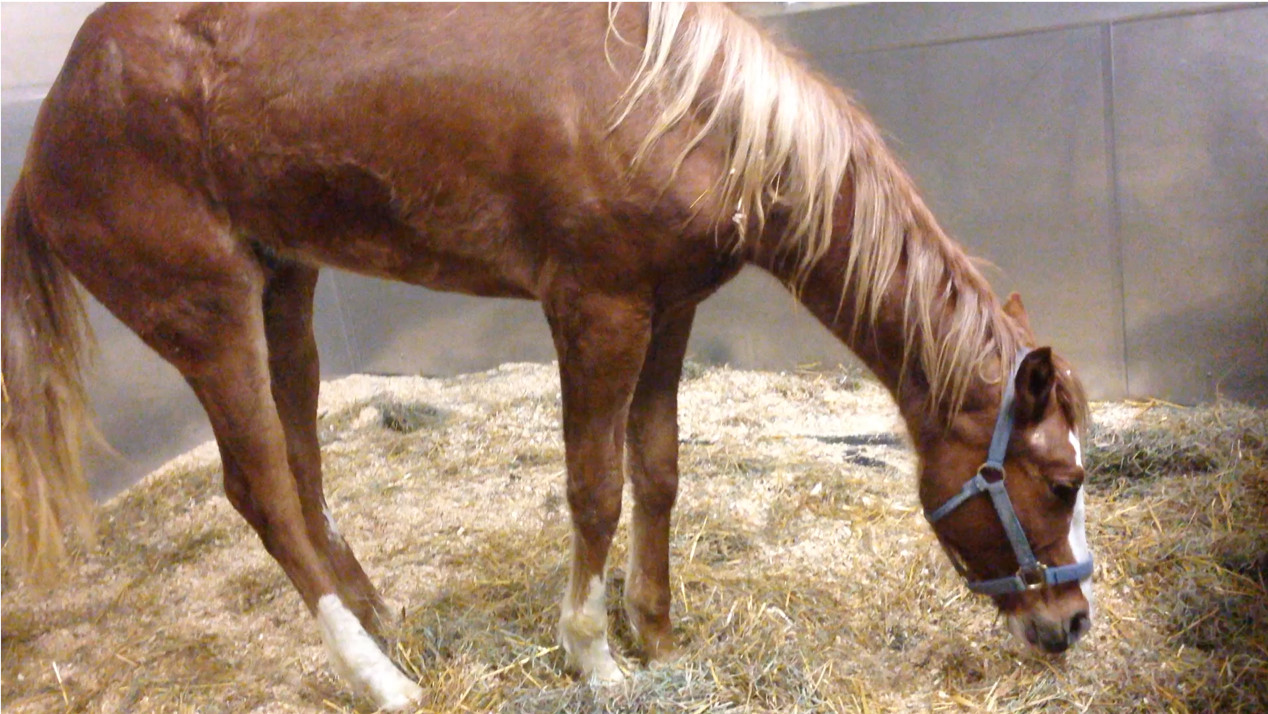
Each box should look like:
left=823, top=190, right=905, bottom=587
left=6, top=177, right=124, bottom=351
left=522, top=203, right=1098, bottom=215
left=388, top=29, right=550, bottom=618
left=749, top=202, right=1009, bottom=449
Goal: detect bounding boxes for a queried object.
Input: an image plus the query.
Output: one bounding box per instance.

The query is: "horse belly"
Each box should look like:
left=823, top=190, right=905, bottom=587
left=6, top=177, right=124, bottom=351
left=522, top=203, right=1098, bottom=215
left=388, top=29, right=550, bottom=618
left=227, top=157, right=540, bottom=300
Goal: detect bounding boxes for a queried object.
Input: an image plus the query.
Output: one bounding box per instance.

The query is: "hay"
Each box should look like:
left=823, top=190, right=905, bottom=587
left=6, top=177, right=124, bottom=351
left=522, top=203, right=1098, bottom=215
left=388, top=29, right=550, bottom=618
left=3, top=363, right=1265, bottom=712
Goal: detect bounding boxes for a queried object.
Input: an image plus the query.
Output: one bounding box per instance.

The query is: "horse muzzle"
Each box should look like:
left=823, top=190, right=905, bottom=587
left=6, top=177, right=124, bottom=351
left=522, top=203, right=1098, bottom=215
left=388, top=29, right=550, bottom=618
left=1008, top=605, right=1092, bottom=654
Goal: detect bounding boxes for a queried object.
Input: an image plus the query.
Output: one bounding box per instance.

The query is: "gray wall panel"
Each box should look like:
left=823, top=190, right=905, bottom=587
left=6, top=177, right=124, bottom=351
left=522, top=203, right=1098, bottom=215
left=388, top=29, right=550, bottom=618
left=327, top=269, right=848, bottom=382
left=1114, top=7, right=1268, bottom=404
left=313, top=273, right=358, bottom=376
left=81, top=301, right=208, bottom=499
left=690, top=269, right=851, bottom=369
left=329, top=273, right=556, bottom=377
left=812, top=27, right=1127, bottom=397
left=767, top=3, right=1215, bottom=57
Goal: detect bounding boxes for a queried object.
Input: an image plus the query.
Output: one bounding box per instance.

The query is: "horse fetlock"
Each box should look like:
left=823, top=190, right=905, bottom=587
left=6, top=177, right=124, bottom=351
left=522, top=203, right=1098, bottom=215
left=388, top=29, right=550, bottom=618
left=632, top=617, right=676, bottom=662
left=315, top=594, right=423, bottom=710
left=355, top=592, right=396, bottom=641
left=559, top=575, right=626, bottom=684
left=624, top=591, right=675, bottom=661
left=559, top=625, right=626, bottom=686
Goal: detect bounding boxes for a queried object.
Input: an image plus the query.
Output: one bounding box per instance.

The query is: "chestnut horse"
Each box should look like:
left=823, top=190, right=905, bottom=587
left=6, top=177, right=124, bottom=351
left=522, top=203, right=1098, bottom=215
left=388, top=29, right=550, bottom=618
left=2, top=3, right=1095, bottom=709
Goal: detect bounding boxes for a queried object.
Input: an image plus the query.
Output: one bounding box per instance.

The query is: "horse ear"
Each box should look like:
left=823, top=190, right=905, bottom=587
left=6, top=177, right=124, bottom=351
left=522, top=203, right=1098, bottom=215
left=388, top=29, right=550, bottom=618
left=1002, top=292, right=1033, bottom=334
left=1013, top=347, right=1055, bottom=425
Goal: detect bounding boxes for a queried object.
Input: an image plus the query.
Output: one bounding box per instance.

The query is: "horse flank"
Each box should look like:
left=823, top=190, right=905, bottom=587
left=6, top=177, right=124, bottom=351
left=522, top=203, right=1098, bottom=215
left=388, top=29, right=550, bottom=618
left=612, top=2, right=1024, bottom=416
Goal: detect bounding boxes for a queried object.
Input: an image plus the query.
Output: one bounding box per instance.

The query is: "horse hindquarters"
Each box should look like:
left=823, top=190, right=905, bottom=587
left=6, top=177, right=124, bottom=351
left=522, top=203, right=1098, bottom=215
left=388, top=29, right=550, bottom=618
left=19, top=87, right=423, bottom=710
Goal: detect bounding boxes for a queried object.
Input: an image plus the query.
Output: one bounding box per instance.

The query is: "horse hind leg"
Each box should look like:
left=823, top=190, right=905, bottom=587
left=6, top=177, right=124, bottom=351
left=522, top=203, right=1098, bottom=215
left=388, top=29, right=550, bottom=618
left=173, top=265, right=421, bottom=711
left=248, top=255, right=425, bottom=709
left=36, top=180, right=420, bottom=708
left=260, top=258, right=391, bottom=636
left=180, top=295, right=420, bottom=711
left=21, top=41, right=420, bottom=699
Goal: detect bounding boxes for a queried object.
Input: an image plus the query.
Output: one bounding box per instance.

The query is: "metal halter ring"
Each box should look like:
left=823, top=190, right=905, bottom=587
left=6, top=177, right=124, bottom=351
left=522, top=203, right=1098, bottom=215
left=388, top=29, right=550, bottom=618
left=1018, top=563, right=1049, bottom=591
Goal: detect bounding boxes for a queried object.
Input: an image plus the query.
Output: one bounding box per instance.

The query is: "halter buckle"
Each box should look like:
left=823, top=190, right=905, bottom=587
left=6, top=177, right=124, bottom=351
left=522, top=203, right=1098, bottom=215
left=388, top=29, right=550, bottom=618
left=1018, top=563, right=1049, bottom=591
left=978, top=462, right=1005, bottom=483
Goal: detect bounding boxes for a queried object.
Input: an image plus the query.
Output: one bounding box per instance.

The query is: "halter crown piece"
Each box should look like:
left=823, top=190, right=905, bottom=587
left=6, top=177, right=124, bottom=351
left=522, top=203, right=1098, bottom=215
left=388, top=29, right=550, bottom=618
left=924, top=349, right=1094, bottom=596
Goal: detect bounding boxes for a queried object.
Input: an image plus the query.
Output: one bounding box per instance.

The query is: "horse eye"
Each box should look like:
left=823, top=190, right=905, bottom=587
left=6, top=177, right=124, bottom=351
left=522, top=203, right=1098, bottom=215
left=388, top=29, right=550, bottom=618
left=1050, top=481, right=1080, bottom=504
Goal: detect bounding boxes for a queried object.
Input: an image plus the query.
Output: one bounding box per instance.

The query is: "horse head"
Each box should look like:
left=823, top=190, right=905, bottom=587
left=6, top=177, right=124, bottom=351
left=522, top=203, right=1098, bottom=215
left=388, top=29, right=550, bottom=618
left=920, top=294, right=1094, bottom=654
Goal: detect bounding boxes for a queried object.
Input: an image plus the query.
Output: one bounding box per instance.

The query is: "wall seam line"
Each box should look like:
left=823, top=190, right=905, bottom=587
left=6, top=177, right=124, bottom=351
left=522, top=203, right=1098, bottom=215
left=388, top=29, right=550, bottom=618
left=1101, top=23, right=1131, bottom=399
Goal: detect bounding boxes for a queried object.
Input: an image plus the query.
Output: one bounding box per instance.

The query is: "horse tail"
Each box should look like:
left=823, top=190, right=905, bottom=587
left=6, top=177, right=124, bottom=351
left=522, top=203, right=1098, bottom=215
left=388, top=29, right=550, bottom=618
left=2, top=174, right=97, bottom=583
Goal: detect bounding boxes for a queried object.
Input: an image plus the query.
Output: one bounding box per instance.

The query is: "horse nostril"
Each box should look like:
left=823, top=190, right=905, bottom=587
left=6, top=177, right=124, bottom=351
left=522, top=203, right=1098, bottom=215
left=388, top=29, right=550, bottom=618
left=1037, top=623, right=1070, bottom=654
left=1024, top=620, right=1039, bottom=646
left=1069, top=610, right=1092, bottom=641
left=1042, top=636, right=1070, bottom=654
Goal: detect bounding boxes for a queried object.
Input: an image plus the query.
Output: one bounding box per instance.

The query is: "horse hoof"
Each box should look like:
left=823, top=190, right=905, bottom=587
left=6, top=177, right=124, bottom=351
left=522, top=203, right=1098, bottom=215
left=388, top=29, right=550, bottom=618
left=637, top=630, right=679, bottom=665
left=646, top=645, right=681, bottom=667
left=316, top=595, right=423, bottom=711
left=588, top=660, right=627, bottom=687
left=376, top=678, right=425, bottom=712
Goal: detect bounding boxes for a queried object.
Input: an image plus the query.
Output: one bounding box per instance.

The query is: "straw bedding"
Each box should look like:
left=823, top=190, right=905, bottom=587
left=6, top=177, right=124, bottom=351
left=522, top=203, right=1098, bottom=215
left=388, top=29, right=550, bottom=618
left=3, top=362, right=1265, bottom=712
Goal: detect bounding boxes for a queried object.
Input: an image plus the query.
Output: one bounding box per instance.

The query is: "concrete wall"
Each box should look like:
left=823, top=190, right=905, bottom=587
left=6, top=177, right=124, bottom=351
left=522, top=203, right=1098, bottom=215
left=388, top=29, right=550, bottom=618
left=3, top=3, right=1265, bottom=499
left=766, top=2, right=1268, bottom=406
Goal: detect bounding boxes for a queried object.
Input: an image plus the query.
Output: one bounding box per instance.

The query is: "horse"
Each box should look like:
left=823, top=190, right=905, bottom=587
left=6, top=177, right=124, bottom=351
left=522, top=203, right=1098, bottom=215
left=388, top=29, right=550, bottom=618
left=1, top=3, right=1095, bottom=710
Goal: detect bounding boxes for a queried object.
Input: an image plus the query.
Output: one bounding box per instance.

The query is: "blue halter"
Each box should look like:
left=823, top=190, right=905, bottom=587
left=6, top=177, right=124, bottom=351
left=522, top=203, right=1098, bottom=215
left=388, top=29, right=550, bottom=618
left=924, top=350, right=1094, bottom=596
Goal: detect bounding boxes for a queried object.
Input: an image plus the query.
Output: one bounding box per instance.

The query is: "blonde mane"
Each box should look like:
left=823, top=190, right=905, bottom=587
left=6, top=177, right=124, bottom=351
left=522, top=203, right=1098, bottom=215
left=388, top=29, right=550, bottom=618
left=611, top=2, right=1021, bottom=415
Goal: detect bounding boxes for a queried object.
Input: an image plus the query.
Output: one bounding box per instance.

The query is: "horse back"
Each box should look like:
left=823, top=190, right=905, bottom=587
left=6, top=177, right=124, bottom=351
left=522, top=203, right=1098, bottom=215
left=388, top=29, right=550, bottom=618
left=36, top=3, right=739, bottom=303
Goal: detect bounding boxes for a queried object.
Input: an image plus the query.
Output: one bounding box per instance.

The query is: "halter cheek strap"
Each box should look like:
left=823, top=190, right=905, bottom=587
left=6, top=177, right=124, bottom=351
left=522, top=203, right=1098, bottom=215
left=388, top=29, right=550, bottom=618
left=924, top=349, right=1094, bottom=596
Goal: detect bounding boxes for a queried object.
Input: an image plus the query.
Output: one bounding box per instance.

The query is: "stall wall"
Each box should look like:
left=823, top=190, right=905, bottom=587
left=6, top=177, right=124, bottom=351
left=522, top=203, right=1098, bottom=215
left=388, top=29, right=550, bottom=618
left=767, top=2, right=1268, bottom=405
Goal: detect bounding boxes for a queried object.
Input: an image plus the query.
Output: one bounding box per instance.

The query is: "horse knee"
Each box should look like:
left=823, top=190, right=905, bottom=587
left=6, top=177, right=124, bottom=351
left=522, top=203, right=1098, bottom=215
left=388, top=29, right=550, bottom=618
left=641, top=473, right=678, bottom=510
left=566, top=475, right=623, bottom=537
left=630, top=460, right=678, bottom=514
left=627, top=419, right=680, bottom=510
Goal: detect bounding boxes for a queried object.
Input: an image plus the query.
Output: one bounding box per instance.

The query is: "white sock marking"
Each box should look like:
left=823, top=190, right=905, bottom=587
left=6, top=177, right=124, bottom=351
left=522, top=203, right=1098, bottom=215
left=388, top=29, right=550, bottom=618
left=316, top=594, right=422, bottom=711
left=1068, top=431, right=1094, bottom=610
left=559, top=574, right=625, bottom=684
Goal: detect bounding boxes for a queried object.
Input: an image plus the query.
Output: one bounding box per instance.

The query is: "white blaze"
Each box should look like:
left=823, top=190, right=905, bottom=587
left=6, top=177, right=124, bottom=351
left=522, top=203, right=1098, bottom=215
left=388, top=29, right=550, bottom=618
left=315, top=594, right=423, bottom=711
left=1068, top=431, right=1094, bottom=609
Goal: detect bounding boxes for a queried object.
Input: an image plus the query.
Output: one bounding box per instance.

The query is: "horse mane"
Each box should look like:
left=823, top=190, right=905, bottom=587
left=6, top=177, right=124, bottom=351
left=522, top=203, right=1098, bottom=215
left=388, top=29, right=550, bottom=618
left=1054, top=355, right=1092, bottom=437
left=610, top=2, right=1022, bottom=416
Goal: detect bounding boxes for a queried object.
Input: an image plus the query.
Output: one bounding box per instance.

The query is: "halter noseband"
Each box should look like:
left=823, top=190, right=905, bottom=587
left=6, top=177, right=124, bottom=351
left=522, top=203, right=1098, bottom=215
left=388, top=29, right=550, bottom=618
left=924, top=349, right=1094, bottom=596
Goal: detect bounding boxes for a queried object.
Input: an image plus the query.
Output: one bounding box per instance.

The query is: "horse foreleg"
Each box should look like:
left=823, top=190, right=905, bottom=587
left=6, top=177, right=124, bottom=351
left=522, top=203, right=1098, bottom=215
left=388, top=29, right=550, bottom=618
left=546, top=291, right=651, bottom=685
left=262, top=260, right=390, bottom=637
left=624, top=305, right=695, bottom=662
